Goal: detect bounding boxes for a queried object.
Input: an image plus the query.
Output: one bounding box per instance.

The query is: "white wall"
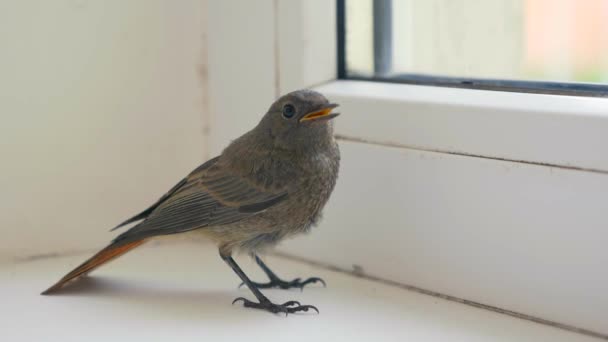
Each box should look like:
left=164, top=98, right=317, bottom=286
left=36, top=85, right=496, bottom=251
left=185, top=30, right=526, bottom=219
left=0, top=0, right=208, bottom=260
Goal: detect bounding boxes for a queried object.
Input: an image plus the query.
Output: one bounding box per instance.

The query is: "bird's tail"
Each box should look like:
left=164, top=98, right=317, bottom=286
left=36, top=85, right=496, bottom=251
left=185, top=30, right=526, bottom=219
left=41, top=239, right=146, bottom=295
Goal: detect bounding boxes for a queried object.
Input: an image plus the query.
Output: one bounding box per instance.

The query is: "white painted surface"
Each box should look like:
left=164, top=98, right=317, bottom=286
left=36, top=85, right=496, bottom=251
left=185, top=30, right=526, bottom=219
left=1, top=243, right=601, bottom=341
left=316, top=80, right=608, bottom=172
left=0, top=0, right=208, bottom=260
left=277, top=0, right=336, bottom=94
left=280, top=140, right=608, bottom=335
left=206, top=0, right=339, bottom=154
left=206, top=0, right=276, bottom=155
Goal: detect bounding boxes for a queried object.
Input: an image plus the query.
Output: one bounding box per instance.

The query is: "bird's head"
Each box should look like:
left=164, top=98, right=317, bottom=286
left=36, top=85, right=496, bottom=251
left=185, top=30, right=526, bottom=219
left=257, top=89, right=339, bottom=150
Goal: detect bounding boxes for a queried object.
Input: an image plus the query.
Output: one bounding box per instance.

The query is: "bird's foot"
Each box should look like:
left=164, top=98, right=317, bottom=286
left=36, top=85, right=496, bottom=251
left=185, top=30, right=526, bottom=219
left=232, top=297, right=319, bottom=315
left=240, top=277, right=326, bottom=290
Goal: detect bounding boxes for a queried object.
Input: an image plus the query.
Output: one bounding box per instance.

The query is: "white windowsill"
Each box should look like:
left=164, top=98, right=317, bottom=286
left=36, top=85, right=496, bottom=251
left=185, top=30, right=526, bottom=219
left=316, top=80, right=608, bottom=172
left=278, top=80, right=608, bottom=334
left=1, top=242, right=602, bottom=341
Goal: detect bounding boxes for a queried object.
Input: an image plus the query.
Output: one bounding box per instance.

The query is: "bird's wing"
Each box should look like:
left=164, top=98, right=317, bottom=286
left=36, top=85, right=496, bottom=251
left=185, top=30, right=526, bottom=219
left=111, top=156, right=221, bottom=231
left=112, top=156, right=288, bottom=243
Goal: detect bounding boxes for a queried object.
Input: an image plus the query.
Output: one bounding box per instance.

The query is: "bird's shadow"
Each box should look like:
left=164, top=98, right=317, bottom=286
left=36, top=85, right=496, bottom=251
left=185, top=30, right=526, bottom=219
left=46, top=276, right=254, bottom=321
left=44, top=276, right=318, bottom=320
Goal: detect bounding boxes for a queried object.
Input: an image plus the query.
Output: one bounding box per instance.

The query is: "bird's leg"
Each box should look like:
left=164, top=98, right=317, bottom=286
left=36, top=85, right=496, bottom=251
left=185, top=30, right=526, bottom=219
left=242, top=254, right=326, bottom=290
left=220, top=250, right=318, bottom=315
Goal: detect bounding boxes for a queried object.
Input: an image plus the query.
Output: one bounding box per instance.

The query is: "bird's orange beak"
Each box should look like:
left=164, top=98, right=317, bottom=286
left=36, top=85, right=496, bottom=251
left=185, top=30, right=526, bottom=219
left=299, top=104, right=340, bottom=122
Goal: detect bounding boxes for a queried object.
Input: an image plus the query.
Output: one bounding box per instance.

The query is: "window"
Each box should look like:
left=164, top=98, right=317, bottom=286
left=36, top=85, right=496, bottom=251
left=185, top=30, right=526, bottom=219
left=339, top=0, right=608, bottom=96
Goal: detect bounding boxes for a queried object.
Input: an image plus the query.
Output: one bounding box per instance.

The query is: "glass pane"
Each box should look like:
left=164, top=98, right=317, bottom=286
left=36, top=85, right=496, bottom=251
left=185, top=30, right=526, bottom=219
left=345, top=0, right=608, bottom=85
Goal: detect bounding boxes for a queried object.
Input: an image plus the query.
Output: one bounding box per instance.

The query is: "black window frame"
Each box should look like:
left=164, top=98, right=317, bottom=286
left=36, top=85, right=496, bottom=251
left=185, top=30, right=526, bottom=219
left=337, top=0, right=608, bottom=98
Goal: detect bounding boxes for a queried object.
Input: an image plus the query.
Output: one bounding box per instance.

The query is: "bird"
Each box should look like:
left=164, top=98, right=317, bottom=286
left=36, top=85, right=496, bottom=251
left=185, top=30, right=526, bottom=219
left=41, top=89, right=341, bottom=315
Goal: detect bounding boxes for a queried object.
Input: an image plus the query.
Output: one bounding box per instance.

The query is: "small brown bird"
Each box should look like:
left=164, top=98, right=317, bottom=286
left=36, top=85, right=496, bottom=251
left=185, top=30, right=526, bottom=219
left=42, top=89, right=340, bottom=314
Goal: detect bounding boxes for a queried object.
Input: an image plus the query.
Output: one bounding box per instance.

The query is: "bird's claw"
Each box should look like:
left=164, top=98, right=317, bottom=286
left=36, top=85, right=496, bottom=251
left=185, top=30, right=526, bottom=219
left=232, top=297, right=319, bottom=315
left=239, top=276, right=326, bottom=290
left=297, top=277, right=326, bottom=290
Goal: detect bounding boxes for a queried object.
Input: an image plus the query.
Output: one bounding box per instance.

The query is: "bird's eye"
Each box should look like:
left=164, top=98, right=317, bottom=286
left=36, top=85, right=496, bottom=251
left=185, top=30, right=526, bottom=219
left=282, top=104, right=296, bottom=119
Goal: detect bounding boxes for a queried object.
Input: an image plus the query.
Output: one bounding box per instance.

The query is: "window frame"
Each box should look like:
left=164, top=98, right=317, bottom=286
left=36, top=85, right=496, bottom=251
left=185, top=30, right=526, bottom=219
left=207, top=0, right=608, bottom=337
left=338, top=0, right=608, bottom=98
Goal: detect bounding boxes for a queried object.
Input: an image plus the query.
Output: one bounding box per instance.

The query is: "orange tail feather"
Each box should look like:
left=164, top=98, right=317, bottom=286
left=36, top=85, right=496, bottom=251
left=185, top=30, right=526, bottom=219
left=41, top=239, right=146, bottom=295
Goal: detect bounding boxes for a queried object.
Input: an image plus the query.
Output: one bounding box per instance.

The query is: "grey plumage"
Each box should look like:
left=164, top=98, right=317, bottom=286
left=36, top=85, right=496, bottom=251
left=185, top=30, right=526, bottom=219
left=115, top=89, right=340, bottom=253
left=43, top=89, right=340, bottom=314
